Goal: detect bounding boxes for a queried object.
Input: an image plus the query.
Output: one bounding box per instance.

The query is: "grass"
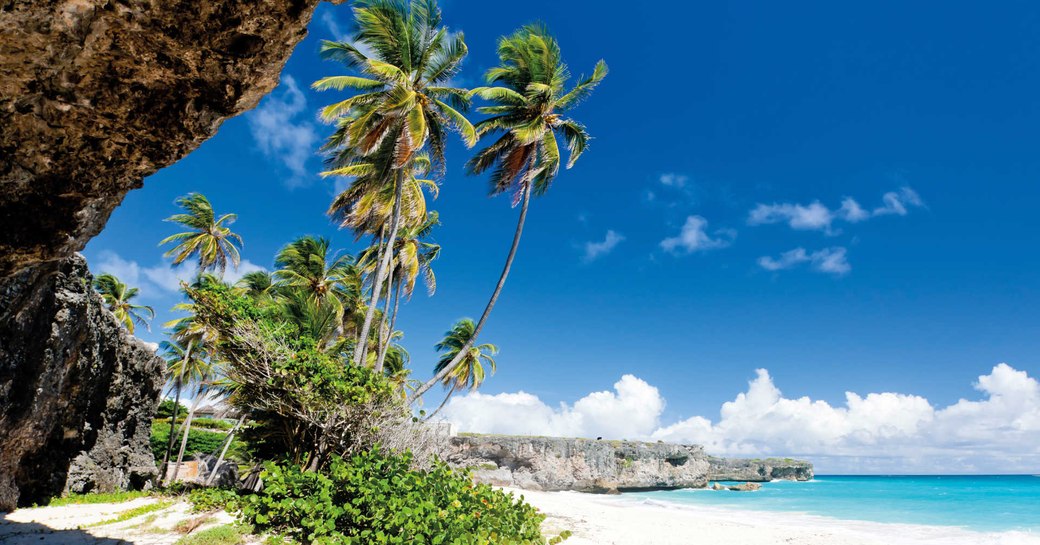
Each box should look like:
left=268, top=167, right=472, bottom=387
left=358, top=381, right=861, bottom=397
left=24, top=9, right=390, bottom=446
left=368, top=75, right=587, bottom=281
left=85, top=500, right=173, bottom=527
left=175, top=524, right=249, bottom=545
left=45, top=490, right=153, bottom=506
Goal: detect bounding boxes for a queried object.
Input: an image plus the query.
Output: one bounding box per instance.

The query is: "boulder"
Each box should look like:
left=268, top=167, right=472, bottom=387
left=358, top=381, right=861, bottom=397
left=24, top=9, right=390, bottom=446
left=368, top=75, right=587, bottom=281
left=728, top=482, right=762, bottom=492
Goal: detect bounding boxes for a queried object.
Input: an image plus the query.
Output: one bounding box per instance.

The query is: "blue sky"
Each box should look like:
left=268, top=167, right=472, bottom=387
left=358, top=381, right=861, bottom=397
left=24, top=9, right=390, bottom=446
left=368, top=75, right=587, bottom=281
left=86, top=1, right=1040, bottom=471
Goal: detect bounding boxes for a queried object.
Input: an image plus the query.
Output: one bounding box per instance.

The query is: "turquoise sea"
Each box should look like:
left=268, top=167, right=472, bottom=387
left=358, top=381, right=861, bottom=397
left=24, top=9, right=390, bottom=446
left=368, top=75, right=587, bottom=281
left=629, top=475, right=1040, bottom=533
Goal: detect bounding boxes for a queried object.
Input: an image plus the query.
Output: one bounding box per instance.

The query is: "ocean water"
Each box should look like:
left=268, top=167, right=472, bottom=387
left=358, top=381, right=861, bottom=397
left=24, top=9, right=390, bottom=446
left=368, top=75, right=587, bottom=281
left=628, top=475, right=1040, bottom=533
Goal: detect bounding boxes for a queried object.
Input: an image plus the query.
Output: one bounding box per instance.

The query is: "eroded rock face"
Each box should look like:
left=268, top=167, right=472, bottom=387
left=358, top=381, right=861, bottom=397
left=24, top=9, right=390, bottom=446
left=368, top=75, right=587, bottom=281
left=0, top=255, right=165, bottom=510
left=708, top=456, right=815, bottom=482
left=443, top=435, right=814, bottom=493
left=0, top=0, right=327, bottom=278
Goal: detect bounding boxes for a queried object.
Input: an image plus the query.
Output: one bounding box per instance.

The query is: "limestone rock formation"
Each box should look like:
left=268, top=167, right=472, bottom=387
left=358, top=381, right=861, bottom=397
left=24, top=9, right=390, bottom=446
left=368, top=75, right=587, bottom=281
left=443, top=435, right=813, bottom=493
left=708, top=456, right=815, bottom=482
left=0, top=255, right=165, bottom=510
left=0, top=0, right=330, bottom=278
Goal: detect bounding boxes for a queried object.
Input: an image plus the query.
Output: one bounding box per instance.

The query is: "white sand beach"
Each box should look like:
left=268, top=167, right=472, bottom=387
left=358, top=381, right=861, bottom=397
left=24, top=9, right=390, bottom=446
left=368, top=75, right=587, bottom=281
left=516, top=488, right=1040, bottom=545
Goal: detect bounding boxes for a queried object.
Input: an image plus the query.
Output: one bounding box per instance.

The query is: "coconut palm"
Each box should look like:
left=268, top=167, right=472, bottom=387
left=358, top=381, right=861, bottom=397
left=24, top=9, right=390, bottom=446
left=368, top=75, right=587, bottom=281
left=274, top=236, right=361, bottom=312
left=160, top=193, right=243, bottom=275
left=92, top=273, right=154, bottom=334
left=157, top=336, right=210, bottom=478
left=426, top=319, right=497, bottom=419
left=411, top=25, right=606, bottom=402
left=236, top=270, right=279, bottom=305
left=314, top=0, right=476, bottom=367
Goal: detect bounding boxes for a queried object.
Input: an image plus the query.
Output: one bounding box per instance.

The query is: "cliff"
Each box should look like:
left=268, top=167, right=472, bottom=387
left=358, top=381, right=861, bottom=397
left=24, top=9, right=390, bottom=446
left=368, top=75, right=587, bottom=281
left=443, top=435, right=812, bottom=493
left=0, top=255, right=165, bottom=511
left=0, top=0, right=331, bottom=510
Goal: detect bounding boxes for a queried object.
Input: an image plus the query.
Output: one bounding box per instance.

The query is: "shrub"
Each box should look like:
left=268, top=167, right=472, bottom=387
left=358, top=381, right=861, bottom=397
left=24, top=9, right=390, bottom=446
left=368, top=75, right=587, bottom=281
left=238, top=449, right=554, bottom=545
left=151, top=423, right=228, bottom=462
left=189, top=487, right=242, bottom=513
left=158, top=399, right=190, bottom=419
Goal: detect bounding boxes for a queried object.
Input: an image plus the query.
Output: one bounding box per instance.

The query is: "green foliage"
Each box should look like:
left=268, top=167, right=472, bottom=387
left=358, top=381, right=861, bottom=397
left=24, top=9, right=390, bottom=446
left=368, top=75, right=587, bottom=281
left=151, top=422, right=248, bottom=463
left=157, top=399, right=189, bottom=419
left=155, top=416, right=236, bottom=431
left=175, top=524, right=248, bottom=545
left=238, top=449, right=553, bottom=545
left=189, top=487, right=243, bottom=514
left=44, top=490, right=153, bottom=506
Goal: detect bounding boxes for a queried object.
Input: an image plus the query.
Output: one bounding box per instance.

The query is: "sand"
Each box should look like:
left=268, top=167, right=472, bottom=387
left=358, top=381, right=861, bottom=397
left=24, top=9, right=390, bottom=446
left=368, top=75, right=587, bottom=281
left=514, top=488, right=1040, bottom=545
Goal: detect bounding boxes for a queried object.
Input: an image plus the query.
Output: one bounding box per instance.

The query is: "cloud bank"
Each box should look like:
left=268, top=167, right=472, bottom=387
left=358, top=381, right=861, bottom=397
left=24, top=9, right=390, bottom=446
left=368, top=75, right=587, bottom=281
left=748, top=187, right=923, bottom=234
left=439, top=364, right=1040, bottom=474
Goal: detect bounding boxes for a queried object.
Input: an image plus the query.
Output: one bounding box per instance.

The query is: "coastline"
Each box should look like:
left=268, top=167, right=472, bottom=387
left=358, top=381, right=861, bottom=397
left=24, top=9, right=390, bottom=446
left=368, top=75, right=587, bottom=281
left=512, top=487, right=1040, bottom=545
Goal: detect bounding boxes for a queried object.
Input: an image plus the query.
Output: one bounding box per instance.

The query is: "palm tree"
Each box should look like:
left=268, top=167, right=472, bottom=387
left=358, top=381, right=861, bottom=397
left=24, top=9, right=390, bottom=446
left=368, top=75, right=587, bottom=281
left=159, top=193, right=243, bottom=275
left=157, top=336, right=209, bottom=479
left=314, top=0, right=476, bottom=367
left=426, top=318, right=497, bottom=419
left=92, top=273, right=154, bottom=334
left=362, top=211, right=440, bottom=372
left=274, top=236, right=361, bottom=313
left=236, top=270, right=279, bottom=305
left=410, top=25, right=606, bottom=402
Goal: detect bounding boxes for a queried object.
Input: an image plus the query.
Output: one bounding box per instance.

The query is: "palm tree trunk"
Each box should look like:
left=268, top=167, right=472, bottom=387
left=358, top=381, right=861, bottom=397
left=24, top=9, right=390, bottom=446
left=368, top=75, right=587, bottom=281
left=354, top=170, right=405, bottom=367
left=169, top=388, right=203, bottom=484
left=204, top=413, right=247, bottom=486
left=423, top=384, right=457, bottom=421
left=161, top=340, right=192, bottom=474
left=409, top=183, right=532, bottom=403
left=374, top=271, right=395, bottom=373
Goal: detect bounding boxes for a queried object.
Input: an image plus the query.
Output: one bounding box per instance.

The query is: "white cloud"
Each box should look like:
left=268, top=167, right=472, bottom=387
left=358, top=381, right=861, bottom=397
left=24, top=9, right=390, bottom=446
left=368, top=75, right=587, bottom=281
left=758, top=247, right=850, bottom=275
left=748, top=187, right=923, bottom=233
left=582, top=230, right=625, bottom=262
left=93, top=250, right=264, bottom=297
left=659, top=173, right=689, bottom=188
left=319, top=11, right=346, bottom=40
left=247, top=75, right=319, bottom=189
left=660, top=216, right=734, bottom=255
left=440, top=364, right=1040, bottom=474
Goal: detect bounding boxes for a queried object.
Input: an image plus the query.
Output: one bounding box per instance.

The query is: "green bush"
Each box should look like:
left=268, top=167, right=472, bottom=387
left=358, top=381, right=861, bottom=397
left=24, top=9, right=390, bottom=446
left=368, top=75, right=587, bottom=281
left=238, top=449, right=553, bottom=545
left=189, top=487, right=242, bottom=513
left=158, top=399, right=189, bottom=419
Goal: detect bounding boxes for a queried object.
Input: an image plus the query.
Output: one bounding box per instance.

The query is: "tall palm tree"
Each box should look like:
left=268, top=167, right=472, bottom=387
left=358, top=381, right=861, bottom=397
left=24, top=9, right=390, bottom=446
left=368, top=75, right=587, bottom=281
left=314, top=0, right=475, bottom=367
left=157, top=336, right=209, bottom=478
left=410, top=25, right=606, bottom=402
left=426, top=318, right=497, bottom=419
left=92, top=273, right=154, bottom=334
left=159, top=193, right=243, bottom=275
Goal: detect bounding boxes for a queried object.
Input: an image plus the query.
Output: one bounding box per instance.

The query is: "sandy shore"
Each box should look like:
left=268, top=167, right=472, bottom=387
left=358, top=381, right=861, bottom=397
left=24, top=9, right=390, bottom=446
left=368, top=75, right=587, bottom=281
left=514, top=488, right=1040, bottom=545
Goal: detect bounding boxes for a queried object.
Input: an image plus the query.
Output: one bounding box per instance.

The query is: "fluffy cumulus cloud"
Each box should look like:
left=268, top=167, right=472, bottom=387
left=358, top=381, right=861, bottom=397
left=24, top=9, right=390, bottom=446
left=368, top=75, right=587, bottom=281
left=94, top=250, right=264, bottom=298
left=659, top=173, right=689, bottom=188
left=748, top=187, right=923, bottom=234
left=582, top=230, right=625, bottom=262
left=758, top=247, right=851, bottom=275
left=439, top=364, right=1040, bottom=474
left=660, top=216, right=735, bottom=255
left=247, top=75, right=319, bottom=188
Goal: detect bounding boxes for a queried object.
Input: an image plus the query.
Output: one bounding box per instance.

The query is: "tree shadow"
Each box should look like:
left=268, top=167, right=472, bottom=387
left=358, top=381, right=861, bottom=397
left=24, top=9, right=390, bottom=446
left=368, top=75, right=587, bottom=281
left=0, top=515, right=134, bottom=544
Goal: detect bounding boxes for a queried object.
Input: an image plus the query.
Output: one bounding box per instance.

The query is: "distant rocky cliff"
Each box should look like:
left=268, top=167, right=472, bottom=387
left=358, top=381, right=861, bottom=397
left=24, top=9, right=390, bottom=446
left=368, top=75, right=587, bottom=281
left=0, top=255, right=165, bottom=511
left=443, top=435, right=812, bottom=493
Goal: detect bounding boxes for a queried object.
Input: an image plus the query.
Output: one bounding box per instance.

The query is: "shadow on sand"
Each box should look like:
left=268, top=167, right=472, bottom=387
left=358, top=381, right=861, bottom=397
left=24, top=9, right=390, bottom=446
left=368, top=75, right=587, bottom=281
left=0, top=515, right=134, bottom=544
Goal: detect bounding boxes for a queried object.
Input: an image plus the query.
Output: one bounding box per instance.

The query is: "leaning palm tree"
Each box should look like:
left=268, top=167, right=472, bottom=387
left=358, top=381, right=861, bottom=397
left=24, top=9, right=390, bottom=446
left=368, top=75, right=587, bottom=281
left=159, top=193, right=243, bottom=275
left=314, top=0, right=476, bottom=367
left=157, top=336, right=210, bottom=478
left=236, top=270, right=279, bottom=305
left=426, top=318, right=497, bottom=419
left=410, top=25, right=606, bottom=402
left=93, top=273, right=154, bottom=334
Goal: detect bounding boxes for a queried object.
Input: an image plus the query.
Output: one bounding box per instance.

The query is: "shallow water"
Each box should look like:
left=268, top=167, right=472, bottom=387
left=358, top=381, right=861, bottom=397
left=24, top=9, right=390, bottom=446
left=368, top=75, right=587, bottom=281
left=628, top=475, right=1040, bottom=533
